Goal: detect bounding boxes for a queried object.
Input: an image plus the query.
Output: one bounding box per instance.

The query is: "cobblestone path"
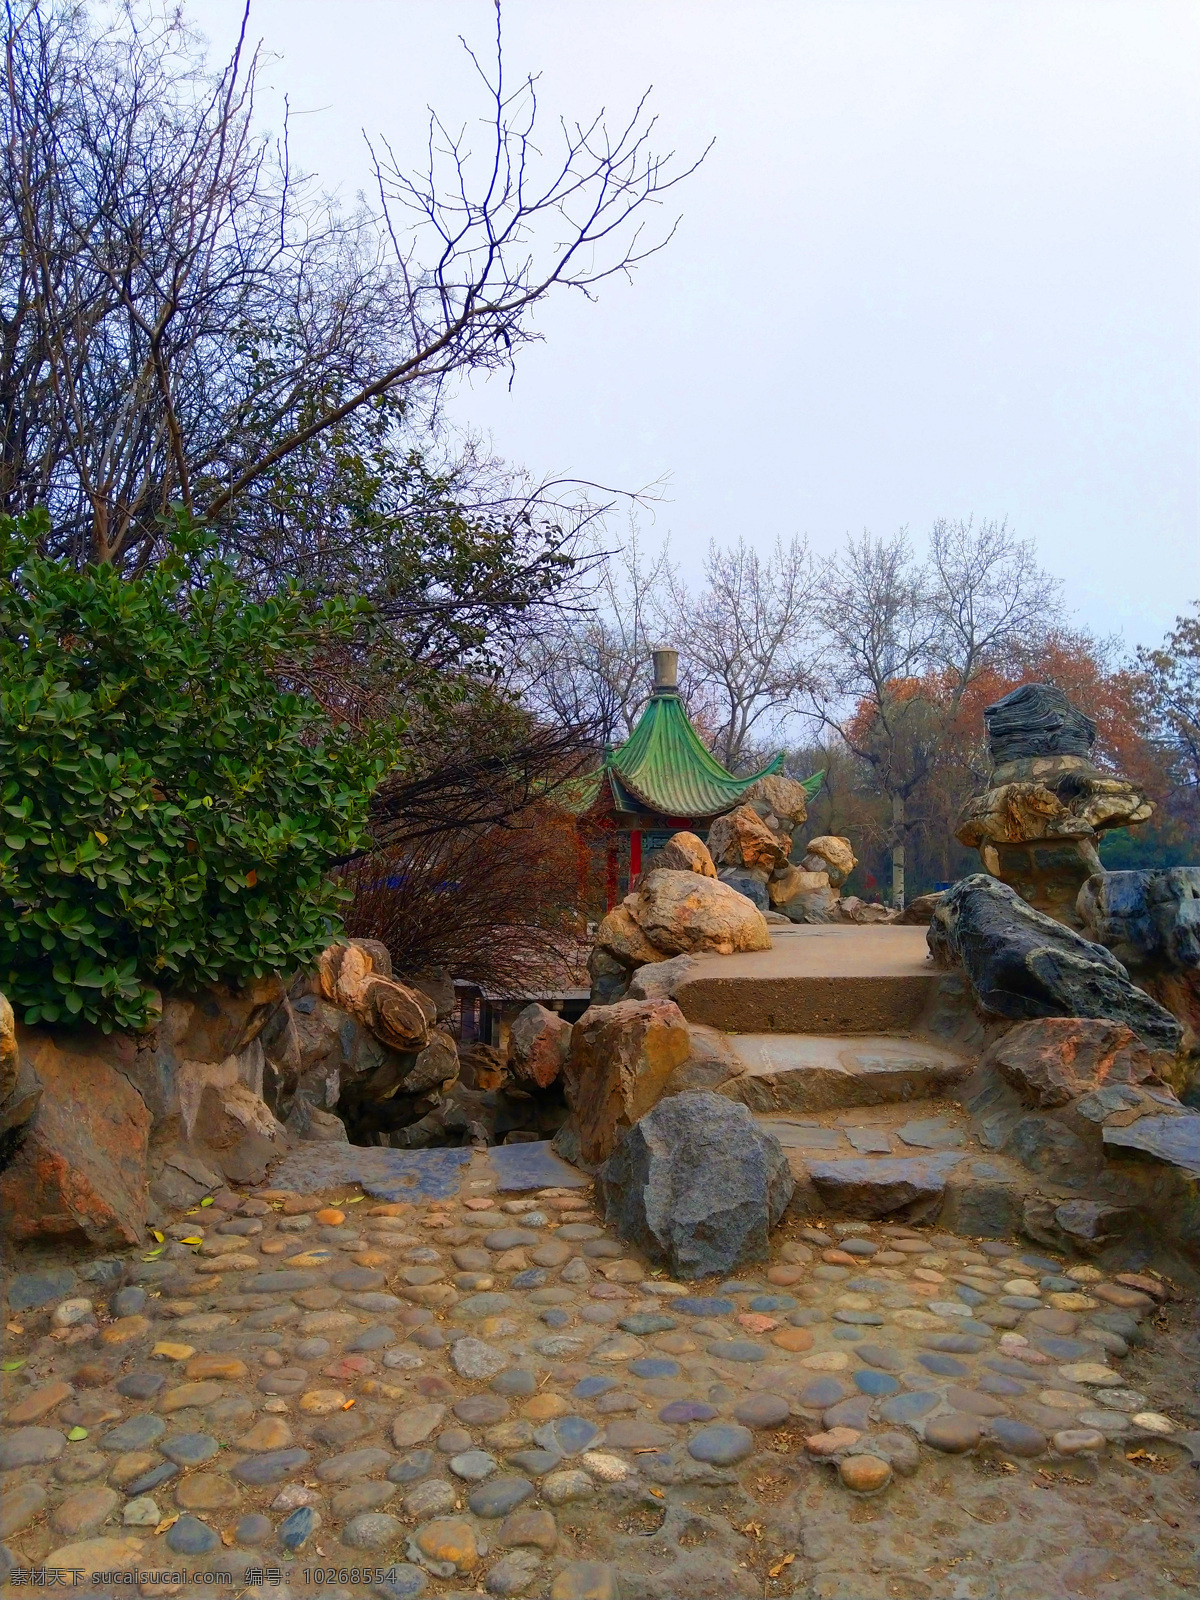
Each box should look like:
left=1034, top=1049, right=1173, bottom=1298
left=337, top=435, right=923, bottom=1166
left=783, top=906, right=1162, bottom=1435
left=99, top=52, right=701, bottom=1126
left=2, top=1145, right=1197, bottom=1600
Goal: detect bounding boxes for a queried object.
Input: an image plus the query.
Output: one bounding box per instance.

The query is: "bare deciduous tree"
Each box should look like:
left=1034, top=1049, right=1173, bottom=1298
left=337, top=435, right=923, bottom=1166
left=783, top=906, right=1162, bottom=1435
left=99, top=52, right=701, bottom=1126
left=1, top=0, right=705, bottom=568
left=812, top=518, right=1060, bottom=908
left=516, top=520, right=676, bottom=746
left=667, top=535, right=820, bottom=772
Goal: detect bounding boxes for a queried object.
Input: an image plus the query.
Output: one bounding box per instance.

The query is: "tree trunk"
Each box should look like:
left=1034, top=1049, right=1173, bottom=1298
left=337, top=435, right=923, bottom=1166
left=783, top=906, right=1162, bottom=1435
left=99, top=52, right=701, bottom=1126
left=891, top=791, right=905, bottom=911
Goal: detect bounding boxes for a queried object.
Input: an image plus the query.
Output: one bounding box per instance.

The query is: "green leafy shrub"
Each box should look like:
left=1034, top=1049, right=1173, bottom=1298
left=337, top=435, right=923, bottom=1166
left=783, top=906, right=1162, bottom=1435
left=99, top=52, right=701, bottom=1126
left=0, top=507, right=393, bottom=1031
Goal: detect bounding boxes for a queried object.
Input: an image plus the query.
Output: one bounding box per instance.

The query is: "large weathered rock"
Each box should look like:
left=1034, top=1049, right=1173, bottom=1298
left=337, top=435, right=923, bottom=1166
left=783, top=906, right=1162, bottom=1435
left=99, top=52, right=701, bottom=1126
left=631, top=870, right=771, bottom=958
left=625, top=955, right=698, bottom=1003
left=896, top=891, right=944, bottom=925
left=956, top=685, right=1153, bottom=927
left=594, top=903, right=662, bottom=971
left=560, top=1000, right=691, bottom=1169
left=1021, top=1196, right=1139, bottom=1255
left=587, top=947, right=632, bottom=1007
left=0, top=1029, right=150, bottom=1245
left=717, top=866, right=770, bottom=911
left=189, top=1076, right=288, bottom=1184
left=316, top=941, right=432, bottom=1051
left=768, top=865, right=829, bottom=907
left=1078, top=868, right=1200, bottom=1101
left=772, top=866, right=838, bottom=923
left=595, top=1091, right=793, bottom=1278
left=738, top=774, right=811, bottom=828
left=984, top=1018, right=1169, bottom=1109
left=508, top=1005, right=573, bottom=1090
left=656, top=832, right=717, bottom=878
left=706, top=805, right=787, bottom=875
left=801, top=836, right=857, bottom=887
left=1, top=990, right=17, bottom=1103
left=928, top=875, right=1183, bottom=1053
left=363, top=979, right=433, bottom=1053
left=984, top=682, right=1097, bottom=766
left=1102, top=1114, right=1200, bottom=1178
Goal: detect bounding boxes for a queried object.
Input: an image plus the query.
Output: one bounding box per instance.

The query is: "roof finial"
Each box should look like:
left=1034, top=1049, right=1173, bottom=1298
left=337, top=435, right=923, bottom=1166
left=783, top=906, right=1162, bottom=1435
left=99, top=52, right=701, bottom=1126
left=651, top=647, right=678, bottom=694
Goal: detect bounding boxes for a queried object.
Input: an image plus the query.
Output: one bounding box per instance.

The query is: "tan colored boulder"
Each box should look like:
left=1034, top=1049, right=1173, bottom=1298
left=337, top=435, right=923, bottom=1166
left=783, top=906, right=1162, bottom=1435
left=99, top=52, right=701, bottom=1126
left=561, top=1000, right=692, bottom=1167
left=595, top=902, right=663, bottom=970
left=707, top=805, right=788, bottom=873
left=739, top=774, right=811, bottom=827
left=631, top=869, right=772, bottom=957
left=657, top=831, right=717, bottom=878
left=317, top=940, right=432, bottom=1050
left=509, top=1004, right=573, bottom=1090
left=837, top=897, right=896, bottom=924
left=0, top=1028, right=151, bottom=1246
left=365, top=977, right=433, bottom=1052
left=769, top=865, right=831, bottom=907
left=1, top=990, right=18, bottom=1102
left=802, top=836, right=857, bottom=887
left=317, top=939, right=385, bottom=1011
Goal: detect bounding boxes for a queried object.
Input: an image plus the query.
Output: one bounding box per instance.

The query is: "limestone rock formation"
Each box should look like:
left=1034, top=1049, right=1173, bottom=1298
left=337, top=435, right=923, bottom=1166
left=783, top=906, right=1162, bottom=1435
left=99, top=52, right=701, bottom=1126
left=508, top=1003, right=573, bottom=1090
left=633, top=869, right=772, bottom=958
left=955, top=682, right=1153, bottom=926
left=801, top=836, right=857, bottom=887
left=559, top=999, right=692, bottom=1169
left=0, top=1028, right=152, bottom=1245
left=738, top=772, right=811, bottom=828
left=594, top=903, right=662, bottom=970
left=316, top=939, right=432, bottom=1051
left=706, top=804, right=788, bottom=877
left=929, top=874, right=1183, bottom=1054
left=986, top=1017, right=1168, bottom=1109
left=655, top=831, right=717, bottom=877
left=1078, top=868, right=1200, bottom=1101
left=595, top=1091, right=793, bottom=1278
left=771, top=865, right=839, bottom=922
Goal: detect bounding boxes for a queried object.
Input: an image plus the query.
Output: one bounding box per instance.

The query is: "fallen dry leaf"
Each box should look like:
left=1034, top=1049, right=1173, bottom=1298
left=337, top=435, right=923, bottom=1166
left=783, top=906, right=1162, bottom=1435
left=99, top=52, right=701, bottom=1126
left=769, top=1554, right=796, bottom=1578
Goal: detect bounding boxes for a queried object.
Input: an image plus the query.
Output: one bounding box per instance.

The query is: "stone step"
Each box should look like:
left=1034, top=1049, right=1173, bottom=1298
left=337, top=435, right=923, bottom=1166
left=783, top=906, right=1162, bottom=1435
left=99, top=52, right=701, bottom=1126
left=753, top=1100, right=1036, bottom=1235
left=719, top=1033, right=972, bottom=1114
left=673, top=925, right=942, bottom=1033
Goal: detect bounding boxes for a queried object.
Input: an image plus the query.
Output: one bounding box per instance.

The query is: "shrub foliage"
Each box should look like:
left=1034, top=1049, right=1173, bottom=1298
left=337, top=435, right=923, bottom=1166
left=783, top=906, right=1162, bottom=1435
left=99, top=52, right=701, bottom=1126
left=0, top=508, right=390, bottom=1030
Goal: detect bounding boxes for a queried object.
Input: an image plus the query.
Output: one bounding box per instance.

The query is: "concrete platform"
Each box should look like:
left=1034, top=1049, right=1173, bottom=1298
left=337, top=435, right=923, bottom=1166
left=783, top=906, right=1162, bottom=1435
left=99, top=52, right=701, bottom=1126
left=720, top=1032, right=972, bottom=1113
left=674, top=924, right=942, bottom=1033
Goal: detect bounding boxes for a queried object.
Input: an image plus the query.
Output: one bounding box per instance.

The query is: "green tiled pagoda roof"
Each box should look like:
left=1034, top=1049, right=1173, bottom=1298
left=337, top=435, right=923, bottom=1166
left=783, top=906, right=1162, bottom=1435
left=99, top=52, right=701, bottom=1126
left=605, top=689, right=786, bottom=819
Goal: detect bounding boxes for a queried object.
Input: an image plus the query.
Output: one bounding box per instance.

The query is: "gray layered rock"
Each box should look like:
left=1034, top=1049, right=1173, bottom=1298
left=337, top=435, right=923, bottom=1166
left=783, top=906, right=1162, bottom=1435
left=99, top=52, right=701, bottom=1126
left=594, top=1092, right=793, bottom=1279
left=984, top=682, right=1097, bottom=765
left=929, top=874, right=1183, bottom=1053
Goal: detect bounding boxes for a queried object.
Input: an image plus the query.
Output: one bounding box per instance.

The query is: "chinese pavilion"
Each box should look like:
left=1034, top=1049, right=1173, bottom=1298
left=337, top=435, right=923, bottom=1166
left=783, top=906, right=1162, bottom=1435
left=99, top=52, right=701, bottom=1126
left=577, top=649, right=788, bottom=913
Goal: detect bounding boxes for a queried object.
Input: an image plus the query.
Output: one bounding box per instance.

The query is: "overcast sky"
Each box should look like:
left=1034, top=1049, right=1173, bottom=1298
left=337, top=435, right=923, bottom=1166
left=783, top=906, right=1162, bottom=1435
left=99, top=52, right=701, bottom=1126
left=189, top=0, right=1199, bottom=650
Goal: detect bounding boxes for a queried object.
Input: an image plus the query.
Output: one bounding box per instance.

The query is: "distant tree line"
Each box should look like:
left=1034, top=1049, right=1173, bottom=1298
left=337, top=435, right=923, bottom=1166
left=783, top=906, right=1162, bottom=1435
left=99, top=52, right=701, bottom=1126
left=517, top=522, right=1199, bottom=906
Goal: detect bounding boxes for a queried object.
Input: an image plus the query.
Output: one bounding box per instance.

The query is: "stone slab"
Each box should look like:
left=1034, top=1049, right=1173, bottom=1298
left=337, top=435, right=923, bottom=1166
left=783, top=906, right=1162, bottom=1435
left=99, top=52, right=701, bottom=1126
left=1102, top=1115, right=1200, bottom=1178
left=487, top=1141, right=588, bottom=1192
left=268, top=1145, right=472, bottom=1201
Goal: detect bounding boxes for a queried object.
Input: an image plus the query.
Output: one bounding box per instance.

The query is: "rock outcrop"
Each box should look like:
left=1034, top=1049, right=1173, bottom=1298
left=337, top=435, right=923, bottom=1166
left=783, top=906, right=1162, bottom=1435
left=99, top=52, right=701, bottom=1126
left=802, top=835, right=857, bottom=887
left=961, top=1015, right=1199, bottom=1257
left=929, top=873, right=1183, bottom=1053
left=588, top=866, right=772, bottom=1004
left=508, top=1003, right=573, bottom=1090
left=558, top=999, right=692, bottom=1169
left=655, top=831, right=717, bottom=877
left=1078, top=868, right=1200, bottom=1102
left=634, top=870, right=773, bottom=957
left=0, top=1027, right=152, bottom=1246
left=595, top=1091, right=794, bottom=1278
left=955, top=683, right=1153, bottom=926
